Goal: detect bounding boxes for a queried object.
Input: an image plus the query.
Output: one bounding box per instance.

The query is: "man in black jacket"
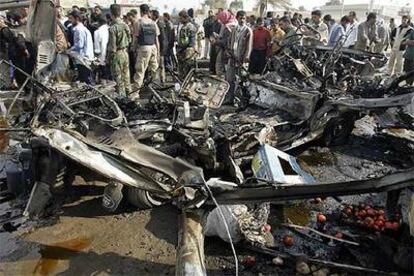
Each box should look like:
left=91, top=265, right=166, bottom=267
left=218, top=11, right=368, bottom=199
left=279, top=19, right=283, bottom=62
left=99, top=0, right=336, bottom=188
left=1, top=12, right=33, bottom=87
left=209, top=15, right=222, bottom=74
left=163, top=13, right=175, bottom=70
left=202, top=10, right=215, bottom=59
left=152, top=10, right=168, bottom=83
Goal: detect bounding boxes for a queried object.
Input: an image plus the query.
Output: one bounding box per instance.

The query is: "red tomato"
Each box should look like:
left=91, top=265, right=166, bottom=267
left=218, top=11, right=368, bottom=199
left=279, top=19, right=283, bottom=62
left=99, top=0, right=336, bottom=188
left=242, top=256, right=256, bottom=266
left=375, top=220, right=384, bottom=227
left=391, top=222, right=400, bottom=231
left=366, top=209, right=375, bottom=217
left=377, top=215, right=385, bottom=222
left=317, top=213, right=327, bottom=223
left=359, top=210, right=367, bottom=218
left=263, top=224, right=272, bottom=232
left=282, top=235, right=294, bottom=247
left=364, top=217, right=374, bottom=227
left=384, top=221, right=393, bottom=229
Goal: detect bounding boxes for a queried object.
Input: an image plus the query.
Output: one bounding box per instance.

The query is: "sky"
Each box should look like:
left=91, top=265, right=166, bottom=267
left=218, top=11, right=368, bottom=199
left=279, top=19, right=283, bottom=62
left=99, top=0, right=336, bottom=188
left=152, top=0, right=412, bottom=12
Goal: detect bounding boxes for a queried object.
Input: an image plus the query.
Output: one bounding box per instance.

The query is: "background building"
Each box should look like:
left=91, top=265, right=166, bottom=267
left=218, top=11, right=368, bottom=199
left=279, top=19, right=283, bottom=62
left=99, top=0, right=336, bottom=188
left=321, top=1, right=412, bottom=23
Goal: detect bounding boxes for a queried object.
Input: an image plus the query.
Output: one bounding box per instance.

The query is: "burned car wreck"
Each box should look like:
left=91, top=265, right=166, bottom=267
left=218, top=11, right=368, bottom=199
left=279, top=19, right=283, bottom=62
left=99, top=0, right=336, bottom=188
left=1, top=8, right=414, bottom=274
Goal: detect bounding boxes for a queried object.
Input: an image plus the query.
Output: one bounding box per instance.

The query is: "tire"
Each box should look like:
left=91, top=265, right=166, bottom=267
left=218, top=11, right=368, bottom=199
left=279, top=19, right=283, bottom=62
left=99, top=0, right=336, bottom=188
left=126, top=187, right=166, bottom=210
left=323, top=115, right=355, bottom=147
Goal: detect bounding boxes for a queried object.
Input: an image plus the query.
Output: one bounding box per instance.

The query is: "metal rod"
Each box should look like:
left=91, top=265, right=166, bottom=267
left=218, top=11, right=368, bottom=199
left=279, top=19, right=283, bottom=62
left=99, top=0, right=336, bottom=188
left=210, top=169, right=414, bottom=205
left=0, top=128, right=30, bottom=132
left=6, top=77, right=30, bottom=117
left=176, top=210, right=207, bottom=276
left=0, top=1, right=29, bottom=10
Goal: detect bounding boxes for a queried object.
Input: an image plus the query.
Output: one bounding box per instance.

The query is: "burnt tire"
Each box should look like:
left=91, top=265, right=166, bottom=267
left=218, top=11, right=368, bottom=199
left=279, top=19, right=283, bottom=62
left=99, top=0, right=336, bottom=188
left=323, top=115, right=355, bottom=147
left=126, top=187, right=165, bottom=210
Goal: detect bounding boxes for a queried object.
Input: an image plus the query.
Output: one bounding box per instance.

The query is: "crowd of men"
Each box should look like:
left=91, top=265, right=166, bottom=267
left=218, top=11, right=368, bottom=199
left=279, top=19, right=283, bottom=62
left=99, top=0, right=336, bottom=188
left=1, top=5, right=414, bottom=99
left=202, top=9, right=414, bottom=85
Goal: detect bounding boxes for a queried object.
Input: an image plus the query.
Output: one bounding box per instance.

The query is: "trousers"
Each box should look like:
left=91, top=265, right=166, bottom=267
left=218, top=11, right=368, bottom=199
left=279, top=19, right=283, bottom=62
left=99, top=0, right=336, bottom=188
left=77, top=64, right=94, bottom=85
left=134, top=45, right=158, bottom=87
left=109, top=49, right=131, bottom=96
left=204, top=39, right=210, bottom=59
left=388, top=50, right=404, bottom=75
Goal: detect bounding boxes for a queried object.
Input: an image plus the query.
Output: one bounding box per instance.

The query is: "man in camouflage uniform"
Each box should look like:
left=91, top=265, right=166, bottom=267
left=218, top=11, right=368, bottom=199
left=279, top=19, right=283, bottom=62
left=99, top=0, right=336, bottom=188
left=107, top=4, right=131, bottom=97
left=176, top=10, right=197, bottom=79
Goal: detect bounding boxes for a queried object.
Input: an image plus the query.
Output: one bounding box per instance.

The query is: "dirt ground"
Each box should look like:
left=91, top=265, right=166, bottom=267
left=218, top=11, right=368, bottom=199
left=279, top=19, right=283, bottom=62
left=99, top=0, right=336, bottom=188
left=0, top=118, right=412, bottom=276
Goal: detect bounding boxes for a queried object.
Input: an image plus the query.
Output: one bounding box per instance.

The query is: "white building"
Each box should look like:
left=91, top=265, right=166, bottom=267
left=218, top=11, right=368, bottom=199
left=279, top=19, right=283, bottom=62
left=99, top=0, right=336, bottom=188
left=321, top=2, right=411, bottom=23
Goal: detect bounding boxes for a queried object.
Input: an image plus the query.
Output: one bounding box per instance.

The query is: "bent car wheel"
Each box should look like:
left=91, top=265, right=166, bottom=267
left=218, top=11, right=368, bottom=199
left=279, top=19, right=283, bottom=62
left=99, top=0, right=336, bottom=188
left=126, top=187, right=165, bottom=210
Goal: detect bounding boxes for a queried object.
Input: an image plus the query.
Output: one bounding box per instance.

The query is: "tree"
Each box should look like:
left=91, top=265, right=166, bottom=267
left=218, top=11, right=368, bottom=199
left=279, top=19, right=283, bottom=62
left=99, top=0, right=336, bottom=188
left=230, top=0, right=243, bottom=11
left=204, top=0, right=228, bottom=10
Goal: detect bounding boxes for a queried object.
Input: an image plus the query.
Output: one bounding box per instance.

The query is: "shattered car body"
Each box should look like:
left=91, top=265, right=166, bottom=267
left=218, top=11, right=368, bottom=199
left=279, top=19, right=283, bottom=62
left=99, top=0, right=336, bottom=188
left=1, top=57, right=414, bottom=210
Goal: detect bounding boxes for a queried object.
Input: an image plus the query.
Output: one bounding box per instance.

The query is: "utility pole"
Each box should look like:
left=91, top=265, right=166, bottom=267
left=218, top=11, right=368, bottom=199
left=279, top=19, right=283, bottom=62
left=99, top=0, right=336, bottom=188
left=369, top=0, right=374, bottom=12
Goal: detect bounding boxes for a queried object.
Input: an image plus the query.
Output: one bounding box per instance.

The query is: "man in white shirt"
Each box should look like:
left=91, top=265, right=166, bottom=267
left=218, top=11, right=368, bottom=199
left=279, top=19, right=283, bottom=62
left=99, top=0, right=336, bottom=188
left=68, top=10, right=94, bottom=84
left=303, top=10, right=329, bottom=46
left=94, top=15, right=110, bottom=83
left=344, top=11, right=358, bottom=48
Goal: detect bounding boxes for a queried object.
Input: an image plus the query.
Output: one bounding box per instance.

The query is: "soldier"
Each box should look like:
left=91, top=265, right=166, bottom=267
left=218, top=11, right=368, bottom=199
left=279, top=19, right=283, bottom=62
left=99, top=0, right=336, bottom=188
left=133, top=4, right=160, bottom=90
left=107, top=4, right=131, bottom=97
left=176, top=10, right=197, bottom=79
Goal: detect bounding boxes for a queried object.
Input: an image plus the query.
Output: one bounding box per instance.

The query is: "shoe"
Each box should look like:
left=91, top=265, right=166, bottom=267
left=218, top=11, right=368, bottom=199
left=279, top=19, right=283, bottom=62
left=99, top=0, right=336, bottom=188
left=102, top=182, right=123, bottom=212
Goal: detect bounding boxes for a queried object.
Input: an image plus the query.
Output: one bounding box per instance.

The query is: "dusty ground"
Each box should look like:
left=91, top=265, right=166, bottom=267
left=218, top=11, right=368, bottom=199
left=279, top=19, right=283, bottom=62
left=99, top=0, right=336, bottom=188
left=0, top=118, right=412, bottom=275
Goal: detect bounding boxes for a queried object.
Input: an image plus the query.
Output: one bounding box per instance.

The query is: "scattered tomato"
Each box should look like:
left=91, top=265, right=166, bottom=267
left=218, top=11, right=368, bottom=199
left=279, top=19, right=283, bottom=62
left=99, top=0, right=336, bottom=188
left=384, top=221, right=393, bottom=229
left=344, top=208, right=353, bottom=215
left=364, top=217, right=375, bottom=227
left=263, top=224, right=272, bottom=232
left=376, top=215, right=385, bottom=222
left=317, top=213, right=327, bottom=223
left=374, top=220, right=384, bottom=227
left=359, top=210, right=367, bottom=218
left=391, top=222, right=400, bottom=231
left=366, top=209, right=375, bottom=216
left=282, top=235, right=294, bottom=247
left=242, top=256, right=256, bottom=266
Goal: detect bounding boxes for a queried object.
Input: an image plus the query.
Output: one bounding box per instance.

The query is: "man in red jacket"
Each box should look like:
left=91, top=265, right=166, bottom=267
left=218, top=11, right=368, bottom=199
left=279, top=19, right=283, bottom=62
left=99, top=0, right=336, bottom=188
left=248, top=17, right=271, bottom=78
